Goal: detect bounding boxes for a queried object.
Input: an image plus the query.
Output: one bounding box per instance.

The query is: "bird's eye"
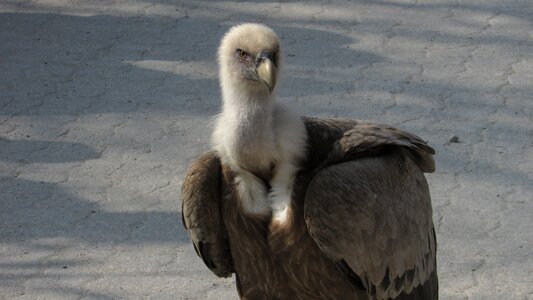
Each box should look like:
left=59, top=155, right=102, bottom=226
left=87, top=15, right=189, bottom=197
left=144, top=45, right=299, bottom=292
left=236, top=49, right=248, bottom=60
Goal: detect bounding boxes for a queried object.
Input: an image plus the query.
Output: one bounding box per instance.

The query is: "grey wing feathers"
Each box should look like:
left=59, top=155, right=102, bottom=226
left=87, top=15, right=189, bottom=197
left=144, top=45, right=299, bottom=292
left=303, top=119, right=437, bottom=299
left=181, top=151, right=234, bottom=277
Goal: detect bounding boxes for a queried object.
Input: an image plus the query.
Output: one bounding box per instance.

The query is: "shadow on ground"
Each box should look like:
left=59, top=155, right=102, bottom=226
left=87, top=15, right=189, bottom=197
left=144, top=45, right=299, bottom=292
left=0, top=176, right=188, bottom=245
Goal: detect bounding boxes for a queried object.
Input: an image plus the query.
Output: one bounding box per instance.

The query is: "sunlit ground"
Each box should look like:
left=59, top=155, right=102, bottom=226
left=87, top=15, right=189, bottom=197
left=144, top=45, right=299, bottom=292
left=1, top=0, right=532, bottom=299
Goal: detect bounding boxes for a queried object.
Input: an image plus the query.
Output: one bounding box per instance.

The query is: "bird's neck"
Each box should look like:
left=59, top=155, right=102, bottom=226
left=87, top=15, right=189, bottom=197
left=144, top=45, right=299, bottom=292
left=216, top=84, right=278, bottom=175
left=221, top=84, right=275, bottom=129
left=222, top=78, right=274, bottom=107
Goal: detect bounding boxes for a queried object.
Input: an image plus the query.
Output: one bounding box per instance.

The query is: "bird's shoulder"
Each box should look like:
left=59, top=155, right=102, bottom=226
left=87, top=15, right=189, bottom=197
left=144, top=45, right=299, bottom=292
left=302, top=117, right=435, bottom=173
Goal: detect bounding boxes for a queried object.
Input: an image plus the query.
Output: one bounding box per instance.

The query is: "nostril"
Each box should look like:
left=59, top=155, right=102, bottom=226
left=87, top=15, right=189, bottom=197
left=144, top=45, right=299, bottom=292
left=256, top=51, right=273, bottom=66
left=259, top=51, right=271, bottom=59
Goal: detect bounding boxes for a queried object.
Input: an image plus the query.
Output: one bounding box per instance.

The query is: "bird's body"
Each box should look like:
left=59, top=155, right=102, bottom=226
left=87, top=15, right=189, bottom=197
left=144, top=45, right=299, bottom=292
left=220, top=154, right=367, bottom=300
left=182, top=23, right=438, bottom=299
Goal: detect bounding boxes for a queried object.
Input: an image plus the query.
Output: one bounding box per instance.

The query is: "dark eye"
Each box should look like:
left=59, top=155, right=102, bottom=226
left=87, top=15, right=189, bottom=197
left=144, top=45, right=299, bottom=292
left=236, top=49, right=248, bottom=60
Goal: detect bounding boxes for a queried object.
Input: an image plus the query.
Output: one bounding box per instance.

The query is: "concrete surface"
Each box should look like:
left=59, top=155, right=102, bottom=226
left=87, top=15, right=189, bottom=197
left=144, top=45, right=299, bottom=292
left=1, top=0, right=532, bottom=299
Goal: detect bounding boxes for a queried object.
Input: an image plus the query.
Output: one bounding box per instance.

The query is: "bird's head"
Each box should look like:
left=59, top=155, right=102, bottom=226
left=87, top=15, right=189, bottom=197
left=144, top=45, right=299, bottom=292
left=218, top=23, right=281, bottom=98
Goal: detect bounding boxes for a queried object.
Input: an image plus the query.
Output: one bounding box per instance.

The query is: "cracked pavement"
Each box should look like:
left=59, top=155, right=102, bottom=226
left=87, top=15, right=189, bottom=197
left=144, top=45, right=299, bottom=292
left=1, top=0, right=532, bottom=299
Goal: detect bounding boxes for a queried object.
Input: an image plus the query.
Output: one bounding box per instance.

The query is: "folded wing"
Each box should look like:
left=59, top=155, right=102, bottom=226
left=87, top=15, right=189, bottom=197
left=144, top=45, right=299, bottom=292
left=304, top=120, right=437, bottom=299
left=181, top=151, right=234, bottom=278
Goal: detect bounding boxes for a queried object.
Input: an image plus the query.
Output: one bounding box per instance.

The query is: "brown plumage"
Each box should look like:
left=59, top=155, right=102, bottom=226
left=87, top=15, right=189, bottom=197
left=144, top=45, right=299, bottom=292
left=181, top=24, right=438, bottom=299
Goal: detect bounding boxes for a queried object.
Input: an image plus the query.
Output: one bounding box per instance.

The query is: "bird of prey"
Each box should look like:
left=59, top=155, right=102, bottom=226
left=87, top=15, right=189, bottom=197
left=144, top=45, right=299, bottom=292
left=182, top=23, right=438, bottom=300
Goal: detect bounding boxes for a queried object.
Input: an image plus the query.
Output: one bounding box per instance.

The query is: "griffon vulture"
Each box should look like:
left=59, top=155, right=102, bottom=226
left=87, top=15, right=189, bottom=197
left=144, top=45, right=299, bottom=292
left=182, top=23, right=438, bottom=299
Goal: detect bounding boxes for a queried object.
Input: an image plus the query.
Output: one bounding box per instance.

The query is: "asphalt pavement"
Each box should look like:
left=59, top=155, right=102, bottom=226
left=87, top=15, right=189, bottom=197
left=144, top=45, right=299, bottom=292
left=1, top=0, right=532, bottom=299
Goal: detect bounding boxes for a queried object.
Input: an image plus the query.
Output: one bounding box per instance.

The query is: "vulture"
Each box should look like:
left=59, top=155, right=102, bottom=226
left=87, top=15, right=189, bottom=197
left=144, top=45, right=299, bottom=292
left=181, top=23, right=438, bottom=300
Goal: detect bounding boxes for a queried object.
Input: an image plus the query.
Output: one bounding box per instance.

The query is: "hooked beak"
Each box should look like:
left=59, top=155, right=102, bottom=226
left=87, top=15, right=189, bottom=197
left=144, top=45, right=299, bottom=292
left=255, top=51, right=276, bottom=92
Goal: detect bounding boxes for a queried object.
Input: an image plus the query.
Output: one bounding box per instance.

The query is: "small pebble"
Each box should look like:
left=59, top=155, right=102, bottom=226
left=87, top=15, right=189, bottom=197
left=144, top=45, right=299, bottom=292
left=448, top=135, right=460, bottom=143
